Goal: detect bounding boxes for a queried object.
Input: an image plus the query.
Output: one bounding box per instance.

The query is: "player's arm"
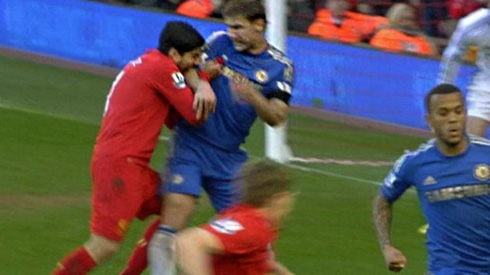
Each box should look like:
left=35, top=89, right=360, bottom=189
left=175, top=228, right=224, bottom=275
left=268, top=261, right=295, bottom=275
left=230, top=76, right=290, bottom=127
left=373, top=194, right=407, bottom=273
left=183, top=68, right=217, bottom=120
left=438, top=20, right=470, bottom=84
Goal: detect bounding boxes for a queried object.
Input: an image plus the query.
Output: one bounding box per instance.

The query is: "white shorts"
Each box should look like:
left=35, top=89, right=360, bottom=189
left=467, top=80, right=490, bottom=122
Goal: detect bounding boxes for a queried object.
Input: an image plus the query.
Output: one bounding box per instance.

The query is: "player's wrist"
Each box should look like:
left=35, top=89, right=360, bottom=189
left=198, top=70, right=212, bottom=82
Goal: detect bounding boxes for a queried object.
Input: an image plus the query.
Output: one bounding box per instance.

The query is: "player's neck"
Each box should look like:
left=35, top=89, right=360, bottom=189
left=437, top=136, right=469, bottom=156
left=257, top=207, right=280, bottom=227
left=248, top=38, right=268, bottom=55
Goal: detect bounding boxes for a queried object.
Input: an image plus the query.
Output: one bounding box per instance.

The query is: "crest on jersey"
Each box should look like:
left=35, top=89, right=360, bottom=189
left=255, top=70, right=269, bottom=83
left=210, top=218, right=244, bottom=235
left=171, top=72, right=186, bottom=89
left=474, top=164, right=490, bottom=181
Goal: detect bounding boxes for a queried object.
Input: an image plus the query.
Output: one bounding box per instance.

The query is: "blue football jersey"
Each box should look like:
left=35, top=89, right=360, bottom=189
left=175, top=31, right=294, bottom=152
left=381, top=135, right=490, bottom=274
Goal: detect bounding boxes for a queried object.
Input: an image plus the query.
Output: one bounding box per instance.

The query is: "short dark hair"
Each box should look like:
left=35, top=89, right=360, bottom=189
left=239, top=159, right=290, bottom=207
left=425, top=83, right=463, bottom=113
left=222, top=0, right=266, bottom=22
left=158, top=21, right=205, bottom=55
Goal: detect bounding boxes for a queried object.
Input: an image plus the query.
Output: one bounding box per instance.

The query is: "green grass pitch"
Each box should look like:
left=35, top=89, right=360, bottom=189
left=0, top=54, right=429, bottom=274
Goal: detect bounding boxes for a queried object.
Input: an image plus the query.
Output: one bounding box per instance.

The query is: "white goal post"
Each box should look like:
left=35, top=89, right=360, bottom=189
left=265, top=0, right=293, bottom=163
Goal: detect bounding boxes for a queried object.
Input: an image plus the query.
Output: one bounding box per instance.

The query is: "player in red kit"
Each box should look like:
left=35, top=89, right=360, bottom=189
left=52, top=21, right=217, bottom=275
left=175, top=160, right=295, bottom=275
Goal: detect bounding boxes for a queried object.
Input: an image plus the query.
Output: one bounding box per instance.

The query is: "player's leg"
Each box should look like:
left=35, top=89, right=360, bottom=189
left=202, top=177, right=239, bottom=213
left=53, top=159, right=147, bottom=274
left=148, top=159, right=203, bottom=274
left=121, top=168, right=162, bottom=275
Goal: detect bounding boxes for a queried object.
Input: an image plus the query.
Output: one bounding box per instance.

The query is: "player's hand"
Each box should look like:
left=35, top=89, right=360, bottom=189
left=382, top=245, right=407, bottom=272
left=193, top=80, right=216, bottom=120
left=230, top=74, right=256, bottom=103
left=201, top=60, right=222, bottom=79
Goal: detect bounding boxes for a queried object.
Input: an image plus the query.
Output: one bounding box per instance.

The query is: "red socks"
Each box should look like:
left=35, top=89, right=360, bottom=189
left=120, top=217, right=161, bottom=275
left=52, top=247, right=96, bottom=275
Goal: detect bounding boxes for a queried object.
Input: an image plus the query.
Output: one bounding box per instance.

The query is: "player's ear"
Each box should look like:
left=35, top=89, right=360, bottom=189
left=168, top=48, right=182, bottom=64
left=425, top=114, right=435, bottom=133
left=253, top=19, right=266, bottom=32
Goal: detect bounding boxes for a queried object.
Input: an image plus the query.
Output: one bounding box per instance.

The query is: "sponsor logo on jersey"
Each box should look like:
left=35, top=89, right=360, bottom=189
left=423, top=176, right=437, bottom=185
left=171, top=72, right=186, bottom=89
left=210, top=218, right=244, bottom=235
left=255, top=70, right=269, bottom=83
left=171, top=174, right=184, bottom=185
left=474, top=164, right=490, bottom=181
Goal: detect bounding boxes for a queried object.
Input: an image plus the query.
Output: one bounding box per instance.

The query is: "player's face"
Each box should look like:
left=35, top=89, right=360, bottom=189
left=328, top=0, right=349, bottom=18
left=272, top=191, right=296, bottom=224
left=176, top=47, right=202, bottom=71
left=225, top=16, right=265, bottom=52
left=426, top=92, right=467, bottom=150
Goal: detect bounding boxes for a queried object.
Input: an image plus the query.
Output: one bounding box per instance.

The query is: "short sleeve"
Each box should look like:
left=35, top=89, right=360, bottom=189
left=266, top=55, right=294, bottom=105
left=380, top=153, right=413, bottom=202
left=151, top=64, right=200, bottom=125
left=203, top=217, right=270, bottom=255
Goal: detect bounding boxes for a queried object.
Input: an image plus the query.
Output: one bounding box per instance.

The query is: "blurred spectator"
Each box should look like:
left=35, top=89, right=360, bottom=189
left=288, top=0, right=316, bottom=33
left=370, top=3, right=438, bottom=55
left=448, top=0, right=485, bottom=19
left=308, top=0, right=387, bottom=43
left=176, top=0, right=215, bottom=18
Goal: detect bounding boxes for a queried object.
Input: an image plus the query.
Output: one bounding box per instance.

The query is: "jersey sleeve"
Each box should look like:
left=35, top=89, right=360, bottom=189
left=266, top=60, right=294, bottom=105
left=380, top=153, right=413, bottom=202
left=203, top=217, right=269, bottom=255
left=151, top=66, right=201, bottom=125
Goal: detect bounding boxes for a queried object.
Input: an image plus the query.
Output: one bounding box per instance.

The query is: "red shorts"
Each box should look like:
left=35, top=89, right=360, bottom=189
left=90, top=157, right=162, bottom=241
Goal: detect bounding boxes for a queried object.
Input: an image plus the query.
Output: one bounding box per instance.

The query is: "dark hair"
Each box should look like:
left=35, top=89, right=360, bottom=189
left=222, top=0, right=266, bottom=22
left=239, top=159, right=290, bottom=207
left=425, top=83, right=463, bottom=113
left=158, top=21, right=205, bottom=55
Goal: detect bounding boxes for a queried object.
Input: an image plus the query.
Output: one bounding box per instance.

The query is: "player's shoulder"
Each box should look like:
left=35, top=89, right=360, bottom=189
left=459, top=8, right=490, bottom=29
left=266, top=45, right=294, bottom=68
left=468, top=135, right=490, bottom=149
left=393, top=139, right=436, bottom=172
left=211, top=205, right=270, bottom=234
left=206, top=31, right=232, bottom=46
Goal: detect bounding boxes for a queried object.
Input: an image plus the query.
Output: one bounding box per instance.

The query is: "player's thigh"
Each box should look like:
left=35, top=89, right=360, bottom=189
left=90, top=159, right=149, bottom=241
left=162, top=158, right=203, bottom=197
left=202, top=177, right=239, bottom=212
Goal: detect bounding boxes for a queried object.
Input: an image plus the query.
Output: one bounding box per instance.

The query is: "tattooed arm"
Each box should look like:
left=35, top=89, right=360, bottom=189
left=373, top=193, right=407, bottom=273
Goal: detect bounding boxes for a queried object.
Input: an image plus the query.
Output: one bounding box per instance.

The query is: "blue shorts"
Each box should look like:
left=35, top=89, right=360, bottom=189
left=161, top=135, right=247, bottom=212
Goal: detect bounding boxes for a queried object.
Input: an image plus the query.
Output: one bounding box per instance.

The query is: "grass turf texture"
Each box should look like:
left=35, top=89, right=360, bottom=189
left=0, top=55, right=428, bottom=274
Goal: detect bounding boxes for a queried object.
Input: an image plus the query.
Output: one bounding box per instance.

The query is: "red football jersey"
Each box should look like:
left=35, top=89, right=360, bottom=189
left=202, top=204, right=277, bottom=275
left=93, top=49, right=200, bottom=165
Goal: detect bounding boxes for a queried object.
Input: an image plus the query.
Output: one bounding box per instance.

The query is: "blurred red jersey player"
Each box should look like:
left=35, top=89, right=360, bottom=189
left=176, top=160, right=296, bottom=275
left=52, top=21, right=216, bottom=275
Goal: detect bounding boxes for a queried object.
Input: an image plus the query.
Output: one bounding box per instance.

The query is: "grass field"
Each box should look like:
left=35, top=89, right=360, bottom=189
left=0, top=54, right=429, bottom=274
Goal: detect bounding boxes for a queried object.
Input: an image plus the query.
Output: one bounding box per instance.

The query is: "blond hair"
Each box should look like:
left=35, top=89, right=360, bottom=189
left=239, top=159, right=290, bottom=207
left=386, top=3, right=415, bottom=25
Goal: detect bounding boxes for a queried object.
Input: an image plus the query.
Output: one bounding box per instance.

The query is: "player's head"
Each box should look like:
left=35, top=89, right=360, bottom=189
left=425, top=84, right=467, bottom=149
left=239, top=159, right=294, bottom=224
left=386, top=3, right=417, bottom=30
left=158, top=21, right=205, bottom=71
left=327, top=0, right=350, bottom=19
left=222, top=0, right=267, bottom=53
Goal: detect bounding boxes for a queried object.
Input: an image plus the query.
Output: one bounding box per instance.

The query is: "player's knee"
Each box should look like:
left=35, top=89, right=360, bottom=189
left=85, top=234, right=122, bottom=263
left=164, top=193, right=196, bottom=213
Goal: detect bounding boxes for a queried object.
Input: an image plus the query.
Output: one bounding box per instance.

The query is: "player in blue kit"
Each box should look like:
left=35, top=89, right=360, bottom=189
left=373, top=83, right=490, bottom=274
left=120, top=1, right=294, bottom=274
